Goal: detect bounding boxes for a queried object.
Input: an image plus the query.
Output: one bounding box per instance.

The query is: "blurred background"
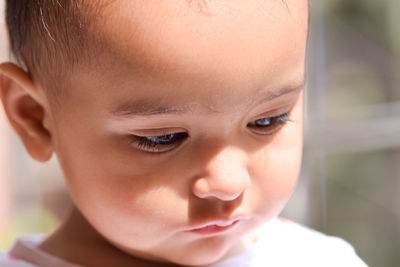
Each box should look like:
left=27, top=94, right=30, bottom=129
left=0, top=0, right=399, bottom=266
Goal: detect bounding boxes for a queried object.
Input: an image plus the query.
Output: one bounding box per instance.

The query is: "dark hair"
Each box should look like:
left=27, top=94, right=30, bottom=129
left=5, top=0, right=97, bottom=97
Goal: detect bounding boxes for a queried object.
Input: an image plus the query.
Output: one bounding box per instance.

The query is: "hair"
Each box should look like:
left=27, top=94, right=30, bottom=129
left=5, top=0, right=293, bottom=100
left=5, top=0, right=100, bottom=99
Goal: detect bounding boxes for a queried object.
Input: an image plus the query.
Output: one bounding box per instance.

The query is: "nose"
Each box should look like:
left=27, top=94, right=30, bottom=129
left=192, top=147, right=251, bottom=201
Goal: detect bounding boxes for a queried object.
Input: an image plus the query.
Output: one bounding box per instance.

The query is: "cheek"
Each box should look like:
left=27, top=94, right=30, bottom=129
left=73, top=164, right=188, bottom=237
left=248, top=117, right=303, bottom=216
left=88, top=184, right=184, bottom=245
left=55, top=134, right=188, bottom=248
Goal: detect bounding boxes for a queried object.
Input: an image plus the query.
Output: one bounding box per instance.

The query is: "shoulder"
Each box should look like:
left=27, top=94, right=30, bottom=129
left=250, top=218, right=368, bottom=267
left=0, top=235, right=46, bottom=267
left=0, top=253, right=36, bottom=267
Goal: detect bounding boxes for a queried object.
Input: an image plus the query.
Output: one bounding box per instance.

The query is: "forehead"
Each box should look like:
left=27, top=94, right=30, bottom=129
left=90, top=0, right=308, bottom=79
left=70, top=0, right=308, bottom=113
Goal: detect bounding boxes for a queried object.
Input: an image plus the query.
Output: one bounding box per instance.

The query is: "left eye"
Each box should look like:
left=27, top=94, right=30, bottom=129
left=247, top=113, right=291, bottom=134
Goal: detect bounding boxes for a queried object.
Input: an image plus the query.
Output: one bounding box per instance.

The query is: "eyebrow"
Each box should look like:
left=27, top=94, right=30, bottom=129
left=110, top=83, right=304, bottom=117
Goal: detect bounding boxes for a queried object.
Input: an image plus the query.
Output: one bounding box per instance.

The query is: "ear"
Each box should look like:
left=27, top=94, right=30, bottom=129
left=0, top=62, right=53, bottom=162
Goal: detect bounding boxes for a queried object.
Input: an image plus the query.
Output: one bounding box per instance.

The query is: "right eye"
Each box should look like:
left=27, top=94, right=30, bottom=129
left=130, top=132, right=188, bottom=153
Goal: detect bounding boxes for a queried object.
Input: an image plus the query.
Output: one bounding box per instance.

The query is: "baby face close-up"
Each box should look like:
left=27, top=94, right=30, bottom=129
left=36, top=0, right=309, bottom=266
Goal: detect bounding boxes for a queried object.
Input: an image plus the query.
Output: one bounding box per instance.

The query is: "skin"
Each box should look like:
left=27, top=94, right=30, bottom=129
left=0, top=0, right=309, bottom=266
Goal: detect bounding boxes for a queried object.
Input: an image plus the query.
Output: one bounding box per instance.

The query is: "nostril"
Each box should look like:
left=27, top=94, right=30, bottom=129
left=191, top=173, right=250, bottom=201
left=213, top=190, right=243, bottom=202
left=192, top=177, right=211, bottom=199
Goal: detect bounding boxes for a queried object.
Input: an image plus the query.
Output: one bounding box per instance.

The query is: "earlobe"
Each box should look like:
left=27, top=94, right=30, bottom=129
left=0, top=62, right=53, bottom=162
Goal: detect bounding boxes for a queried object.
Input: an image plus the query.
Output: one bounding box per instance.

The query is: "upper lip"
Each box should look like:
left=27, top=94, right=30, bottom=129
left=188, top=216, right=250, bottom=231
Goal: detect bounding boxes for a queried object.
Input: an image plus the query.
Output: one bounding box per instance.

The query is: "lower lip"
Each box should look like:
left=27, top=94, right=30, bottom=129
left=190, top=221, right=239, bottom=235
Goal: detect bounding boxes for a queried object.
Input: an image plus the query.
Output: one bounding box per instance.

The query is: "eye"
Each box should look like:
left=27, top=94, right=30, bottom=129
left=130, top=132, right=188, bottom=153
left=247, top=113, right=291, bottom=135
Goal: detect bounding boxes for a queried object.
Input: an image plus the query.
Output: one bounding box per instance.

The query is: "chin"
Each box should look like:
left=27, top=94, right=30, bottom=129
left=168, top=254, right=225, bottom=267
left=163, top=239, right=235, bottom=266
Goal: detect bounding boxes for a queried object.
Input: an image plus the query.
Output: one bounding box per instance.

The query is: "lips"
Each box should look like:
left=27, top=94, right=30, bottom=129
left=188, top=217, right=248, bottom=235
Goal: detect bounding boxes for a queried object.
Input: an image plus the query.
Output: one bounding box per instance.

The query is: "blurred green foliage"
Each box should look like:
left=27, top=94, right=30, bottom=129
left=0, top=208, right=59, bottom=251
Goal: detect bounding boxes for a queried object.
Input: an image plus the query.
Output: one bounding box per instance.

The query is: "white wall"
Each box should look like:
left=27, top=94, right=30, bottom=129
left=0, top=0, right=12, bottom=230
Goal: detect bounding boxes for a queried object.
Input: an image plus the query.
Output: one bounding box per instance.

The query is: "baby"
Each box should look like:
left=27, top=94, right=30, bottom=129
left=0, top=0, right=367, bottom=266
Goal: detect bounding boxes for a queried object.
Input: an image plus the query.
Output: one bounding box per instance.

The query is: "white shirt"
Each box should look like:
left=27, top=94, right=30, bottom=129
left=0, top=218, right=368, bottom=267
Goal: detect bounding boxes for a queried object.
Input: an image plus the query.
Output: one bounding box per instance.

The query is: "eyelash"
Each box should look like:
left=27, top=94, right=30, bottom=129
left=132, top=132, right=189, bottom=153
left=130, top=113, right=291, bottom=153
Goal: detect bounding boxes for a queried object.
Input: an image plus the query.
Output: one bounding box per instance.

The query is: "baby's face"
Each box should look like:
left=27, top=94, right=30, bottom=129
left=50, top=0, right=308, bottom=265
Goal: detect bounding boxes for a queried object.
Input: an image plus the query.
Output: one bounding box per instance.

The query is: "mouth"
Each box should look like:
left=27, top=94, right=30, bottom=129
left=188, top=217, right=248, bottom=235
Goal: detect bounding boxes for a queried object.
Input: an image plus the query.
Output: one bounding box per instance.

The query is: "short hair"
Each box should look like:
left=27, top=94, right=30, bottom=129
left=5, top=0, right=99, bottom=99
left=5, top=0, right=294, bottom=100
